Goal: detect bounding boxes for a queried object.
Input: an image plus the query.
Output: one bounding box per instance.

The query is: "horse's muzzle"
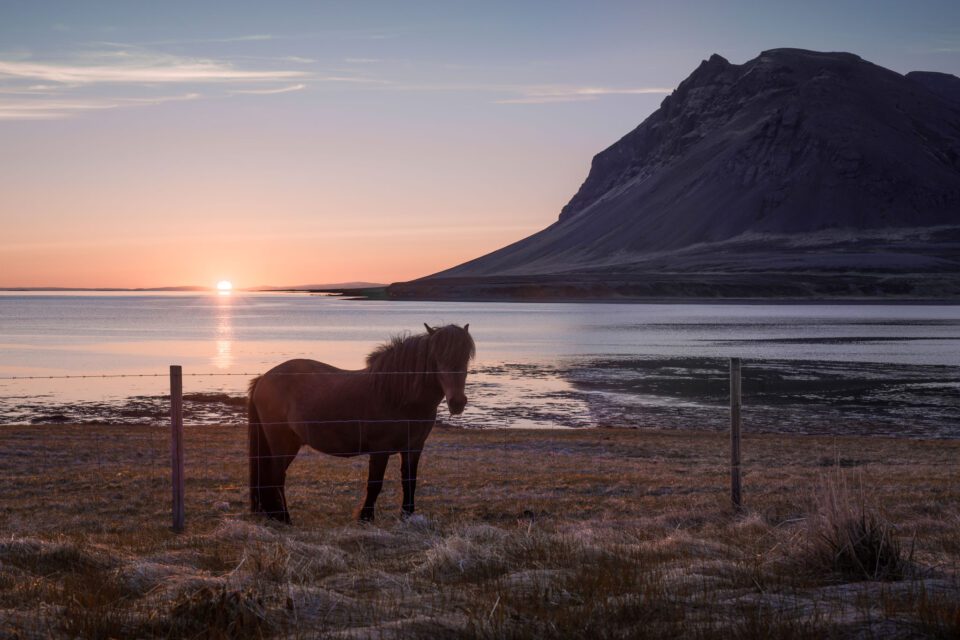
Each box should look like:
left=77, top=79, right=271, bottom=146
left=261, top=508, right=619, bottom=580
left=447, top=396, right=467, bottom=415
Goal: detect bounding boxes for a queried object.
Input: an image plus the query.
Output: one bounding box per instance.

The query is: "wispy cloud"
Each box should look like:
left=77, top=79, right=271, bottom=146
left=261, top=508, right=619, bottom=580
left=0, top=92, right=199, bottom=119
left=0, top=44, right=672, bottom=120
left=0, top=49, right=310, bottom=120
left=233, top=83, right=306, bottom=95
left=314, top=75, right=389, bottom=84
left=124, top=34, right=276, bottom=46
left=357, top=79, right=672, bottom=103
left=0, top=55, right=307, bottom=84
left=0, top=83, right=60, bottom=95
left=495, top=85, right=671, bottom=104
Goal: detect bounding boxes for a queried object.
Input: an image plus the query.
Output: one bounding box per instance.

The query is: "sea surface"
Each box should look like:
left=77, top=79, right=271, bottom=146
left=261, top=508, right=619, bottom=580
left=1, top=292, right=958, bottom=437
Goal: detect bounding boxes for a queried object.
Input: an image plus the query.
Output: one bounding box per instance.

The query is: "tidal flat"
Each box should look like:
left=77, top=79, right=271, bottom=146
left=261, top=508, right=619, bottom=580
left=7, top=356, right=960, bottom=439
left=1, top=424, right=958, bottom=638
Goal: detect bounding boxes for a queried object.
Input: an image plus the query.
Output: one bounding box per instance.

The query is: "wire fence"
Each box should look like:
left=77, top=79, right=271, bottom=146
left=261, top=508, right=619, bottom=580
left=0, top=370, right=481, bottom=380
left=0, top=363, right=746, bottom=532
left=6, top=358, right=953, bottom=533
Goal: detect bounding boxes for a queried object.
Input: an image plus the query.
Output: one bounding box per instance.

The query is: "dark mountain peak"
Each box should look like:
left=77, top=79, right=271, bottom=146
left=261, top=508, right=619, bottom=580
left=907, top=70, right=960, bottom=106
left=416, top=49, right=960, bottom=299
left=674, top=53, right=733, bottom=91
left=758, top=48, right=863, bottom=63
left=557, top=48, right=960, bottom=226
left=698, top=52, right=731, bottom=71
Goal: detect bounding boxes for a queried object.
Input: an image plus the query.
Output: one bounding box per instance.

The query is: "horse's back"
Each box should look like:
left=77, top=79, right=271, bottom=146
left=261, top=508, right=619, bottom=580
left=251, top=359, right=367, bottom=426
left=264, top=358, right=343, bottom=376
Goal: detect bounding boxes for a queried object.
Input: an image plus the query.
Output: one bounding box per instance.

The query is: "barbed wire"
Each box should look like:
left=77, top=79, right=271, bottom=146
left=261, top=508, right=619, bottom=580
left=0, top=369, right=481, bottom=380
left=0, top=373, right=169, bottom=380
left=248, top=447, right=425, bottom=461
left=252, top=418, right=441, bottom=426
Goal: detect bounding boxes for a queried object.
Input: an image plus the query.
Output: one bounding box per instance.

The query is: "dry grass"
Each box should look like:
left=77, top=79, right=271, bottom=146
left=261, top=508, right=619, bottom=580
left=0, top=424, right=958, bottom=638
left=800, top=470, right=909, bottom=582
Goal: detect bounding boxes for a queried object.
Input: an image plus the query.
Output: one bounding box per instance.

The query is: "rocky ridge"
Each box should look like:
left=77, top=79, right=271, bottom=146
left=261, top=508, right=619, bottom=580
left=387, top=49, right=960, bottom=300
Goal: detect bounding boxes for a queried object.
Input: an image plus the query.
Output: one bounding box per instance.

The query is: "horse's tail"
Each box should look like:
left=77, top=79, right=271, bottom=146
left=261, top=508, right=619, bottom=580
left=248, top=376, right=270, bottom=513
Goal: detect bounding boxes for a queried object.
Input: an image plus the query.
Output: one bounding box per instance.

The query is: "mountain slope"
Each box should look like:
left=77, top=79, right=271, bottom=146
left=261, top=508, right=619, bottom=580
left=390, top=49, right=960, bottom=299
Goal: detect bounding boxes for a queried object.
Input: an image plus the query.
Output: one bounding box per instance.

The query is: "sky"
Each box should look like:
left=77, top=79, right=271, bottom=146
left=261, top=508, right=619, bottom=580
left=1, top=1, right=958, bottom=288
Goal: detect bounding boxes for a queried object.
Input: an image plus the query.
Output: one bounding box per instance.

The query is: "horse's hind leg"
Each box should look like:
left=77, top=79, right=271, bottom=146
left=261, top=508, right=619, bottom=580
left=254, top=431, right=298, bottom=524
left=261, top=455, right=293, bottom=524
left=266, top=445, right=298, bottom=524
left=250, top=421, right=275, bottom=518
left=400, top=449, right=422, bottom=518
left=356, top=453, right=389, bottom=522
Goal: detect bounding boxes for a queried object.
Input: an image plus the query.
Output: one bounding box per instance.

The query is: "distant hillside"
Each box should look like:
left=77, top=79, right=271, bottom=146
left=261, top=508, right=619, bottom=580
left=389, top=49, right=960, bottom=300
left=252, top=282, right=386, bottom=291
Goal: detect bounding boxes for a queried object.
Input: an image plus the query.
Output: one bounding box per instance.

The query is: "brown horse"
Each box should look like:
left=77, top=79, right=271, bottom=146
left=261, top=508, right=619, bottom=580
left=248, top=323, right=475, bottom=523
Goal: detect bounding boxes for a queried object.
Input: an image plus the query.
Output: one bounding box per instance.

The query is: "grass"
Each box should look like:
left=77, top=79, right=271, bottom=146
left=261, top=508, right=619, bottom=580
left=801, top=469, right=908, bottom=582
left=0, top=424, right=958, bottom=638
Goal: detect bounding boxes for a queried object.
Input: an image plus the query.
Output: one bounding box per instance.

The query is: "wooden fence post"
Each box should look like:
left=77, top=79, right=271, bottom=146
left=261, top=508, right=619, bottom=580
left=730, top=357, right=742, bottom=510
left=170, top=365, right=185, bottom=532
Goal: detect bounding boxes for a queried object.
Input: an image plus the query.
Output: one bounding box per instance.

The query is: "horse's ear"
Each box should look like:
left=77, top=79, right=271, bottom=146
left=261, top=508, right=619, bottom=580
left=424, top=323, right=436, bottom=335
left=464, top=323, right=469, bottom=333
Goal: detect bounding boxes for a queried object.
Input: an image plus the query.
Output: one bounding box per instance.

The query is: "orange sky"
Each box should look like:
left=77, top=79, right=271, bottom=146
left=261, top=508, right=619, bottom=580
left=0, top=96, right=593, bottom=288
left=2, top=2, right=955, bottom=288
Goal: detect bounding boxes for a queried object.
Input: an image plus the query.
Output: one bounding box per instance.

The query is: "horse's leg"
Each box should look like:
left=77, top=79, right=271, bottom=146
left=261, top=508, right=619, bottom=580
left=269, top=440, right=300, bottom=524
left=270, top=451, right=297, bottom=524
left=357, top=453, right=389, bottom=523
left=400, top=448, right=422, bottom=518
left=259, top=432, right=299, bottom=524
left=249, top=399, right=274, bottom=516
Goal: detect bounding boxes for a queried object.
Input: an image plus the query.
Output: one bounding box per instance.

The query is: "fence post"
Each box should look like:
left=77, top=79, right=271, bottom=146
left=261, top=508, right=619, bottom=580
left=170, top=365, right=185, bottom=532
left=730, top=357, right=742, bottom=510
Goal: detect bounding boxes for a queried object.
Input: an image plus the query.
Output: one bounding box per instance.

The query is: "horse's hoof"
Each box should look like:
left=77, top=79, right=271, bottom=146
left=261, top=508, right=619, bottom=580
left=355, top=507, right=375, bottom=523
left=401, top=513, right=429, bottom=527
left=267, top=512, right=292, bottom=525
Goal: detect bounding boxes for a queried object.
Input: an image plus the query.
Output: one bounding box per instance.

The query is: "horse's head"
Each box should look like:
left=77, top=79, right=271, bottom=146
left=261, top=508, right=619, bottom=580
left=424, top=323, right=475, bottom=415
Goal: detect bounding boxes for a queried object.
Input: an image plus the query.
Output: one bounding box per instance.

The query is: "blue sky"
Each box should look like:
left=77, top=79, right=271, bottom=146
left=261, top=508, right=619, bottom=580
left=1, top=1, right=957, bottom=286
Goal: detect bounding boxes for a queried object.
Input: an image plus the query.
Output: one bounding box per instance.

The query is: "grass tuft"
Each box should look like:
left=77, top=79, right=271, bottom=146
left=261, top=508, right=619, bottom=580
left=167, top=585, right=273, bottom=639
left=802, top=470, right=909, bottom=582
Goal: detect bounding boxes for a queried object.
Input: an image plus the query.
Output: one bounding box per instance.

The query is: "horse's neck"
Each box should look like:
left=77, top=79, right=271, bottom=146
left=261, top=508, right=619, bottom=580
left=365, top=362, right=444, bottom=409
left=412, top=373, right=444, bottom=408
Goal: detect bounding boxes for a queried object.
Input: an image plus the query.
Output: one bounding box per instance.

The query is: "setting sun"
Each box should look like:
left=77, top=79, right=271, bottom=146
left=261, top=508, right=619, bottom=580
left=216, top=280, right=233, bottom=292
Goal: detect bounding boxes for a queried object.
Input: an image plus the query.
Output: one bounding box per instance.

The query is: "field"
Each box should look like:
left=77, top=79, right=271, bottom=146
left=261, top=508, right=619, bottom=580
left=1, top=424, right=959, bottom=638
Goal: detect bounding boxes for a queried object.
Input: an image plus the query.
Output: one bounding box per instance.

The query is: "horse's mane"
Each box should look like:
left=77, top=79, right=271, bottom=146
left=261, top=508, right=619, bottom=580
left=365, top=326, right=475, bottom=406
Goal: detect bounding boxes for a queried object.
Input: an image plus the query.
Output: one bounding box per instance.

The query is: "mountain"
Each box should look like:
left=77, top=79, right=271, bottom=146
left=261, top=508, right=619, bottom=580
left=388, top=49, right=960, bottom=300
left=907, top=71, right=960, bottom=105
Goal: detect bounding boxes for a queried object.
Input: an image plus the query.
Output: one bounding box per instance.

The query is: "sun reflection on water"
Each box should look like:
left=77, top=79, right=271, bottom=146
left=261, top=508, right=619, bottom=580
left=213, top=292, right=234, bottom=369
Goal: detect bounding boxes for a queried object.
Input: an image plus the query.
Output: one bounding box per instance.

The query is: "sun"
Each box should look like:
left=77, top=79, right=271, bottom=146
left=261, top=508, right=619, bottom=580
left=216, top=280, right=233, bottom=292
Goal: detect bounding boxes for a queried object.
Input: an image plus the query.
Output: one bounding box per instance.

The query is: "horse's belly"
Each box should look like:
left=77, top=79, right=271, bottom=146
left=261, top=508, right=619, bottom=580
left=296, top=420, right=434, bottom=457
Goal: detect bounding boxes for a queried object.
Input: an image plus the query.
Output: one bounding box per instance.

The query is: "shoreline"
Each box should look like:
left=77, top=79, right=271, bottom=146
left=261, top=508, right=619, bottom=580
left=3, top=286, right=960, bottom=304
left=319, top=287, right=960, bottom=305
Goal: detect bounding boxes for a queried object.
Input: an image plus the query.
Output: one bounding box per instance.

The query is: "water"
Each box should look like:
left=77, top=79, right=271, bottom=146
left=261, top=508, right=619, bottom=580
left=1, top=292, right=958, bottom=436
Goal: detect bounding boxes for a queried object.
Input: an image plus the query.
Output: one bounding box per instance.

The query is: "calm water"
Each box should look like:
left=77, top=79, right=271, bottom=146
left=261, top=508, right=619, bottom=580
left=1, top=292, right=958, bottom=436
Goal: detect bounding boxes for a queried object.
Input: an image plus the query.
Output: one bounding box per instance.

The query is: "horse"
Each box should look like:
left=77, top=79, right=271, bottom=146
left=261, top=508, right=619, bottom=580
left=247, top=323, right=475, bottom=524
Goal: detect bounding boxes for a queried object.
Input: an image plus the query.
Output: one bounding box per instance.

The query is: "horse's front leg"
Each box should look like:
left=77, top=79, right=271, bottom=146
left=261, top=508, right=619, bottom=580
left=400, top=448, right=422, bottom=518
left=357, top=453, right=389, bottom=523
